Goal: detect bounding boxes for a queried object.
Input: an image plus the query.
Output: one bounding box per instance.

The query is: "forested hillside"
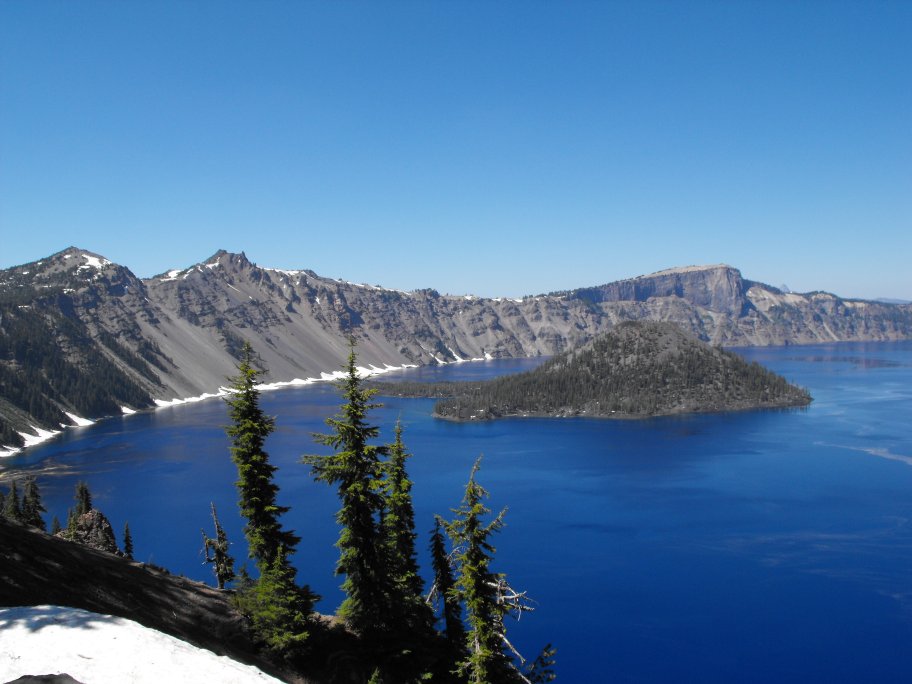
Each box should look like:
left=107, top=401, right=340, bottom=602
left=376, top=321, right=812, bottom=420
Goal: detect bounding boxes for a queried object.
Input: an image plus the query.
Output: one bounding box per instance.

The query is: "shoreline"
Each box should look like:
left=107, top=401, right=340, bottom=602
left=1, top=356, right=489, bottom=461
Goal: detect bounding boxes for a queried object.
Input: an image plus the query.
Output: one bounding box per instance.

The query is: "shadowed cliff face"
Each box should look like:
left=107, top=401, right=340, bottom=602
left=1, top=248, right=910, bottom=446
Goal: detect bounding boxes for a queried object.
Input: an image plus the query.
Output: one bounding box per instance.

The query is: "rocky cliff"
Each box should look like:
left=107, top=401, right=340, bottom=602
left=1, top=247, right=910, bottom=448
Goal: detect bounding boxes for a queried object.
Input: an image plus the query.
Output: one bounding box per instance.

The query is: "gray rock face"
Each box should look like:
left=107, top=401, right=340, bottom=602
left=1, top=248, right=911, bottom=446
left=59, top=509, right=119, bottom=555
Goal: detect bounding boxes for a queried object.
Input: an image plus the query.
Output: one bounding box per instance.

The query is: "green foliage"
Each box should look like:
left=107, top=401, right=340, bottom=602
left=21, top=477, right=47, bottom=530
left=303, top=339, right=391, bottom=637
left=524, top=644, right=557, bottom=683
left=233, top=546, right=313, bottom=661
left=224, top=341, right=316, bottom=657
left=382, top=420, right=432, bottom=626
left=2, top=480, right=22, bottom=522
left=446, top=458, right=517, bottom=683
left=378, top=321, right=812, bottom=420
left=0, top=302, right=154, bottom=446
left=74, top=481, right=93, bottom=517
left=202, top=502, right=235, bottom=589
left=429, top=515, right=467, bottom=667
left=224, top=342, right=301, bottom=571
left=123, top=522, right=134, bottom=560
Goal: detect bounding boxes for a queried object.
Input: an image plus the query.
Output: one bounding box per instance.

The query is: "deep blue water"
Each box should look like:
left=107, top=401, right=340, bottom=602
left=4, top=342, right=912, bottom=683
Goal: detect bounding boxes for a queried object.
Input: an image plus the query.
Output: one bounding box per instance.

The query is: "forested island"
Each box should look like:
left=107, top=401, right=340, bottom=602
left=373, top=321, right=812, bottom=421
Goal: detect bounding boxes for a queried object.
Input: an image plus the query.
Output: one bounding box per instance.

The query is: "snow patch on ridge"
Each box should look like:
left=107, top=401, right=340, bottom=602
left=78, top=254, right=111, bottom=271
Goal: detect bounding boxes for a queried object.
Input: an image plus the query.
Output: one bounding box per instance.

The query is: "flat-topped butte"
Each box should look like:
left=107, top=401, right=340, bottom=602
left=373, top=321, right=812, bottom=421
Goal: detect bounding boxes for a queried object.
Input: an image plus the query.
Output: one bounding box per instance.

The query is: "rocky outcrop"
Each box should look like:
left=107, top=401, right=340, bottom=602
left=1, top=248, right=910, bottom=447
left=59, top=509, right=120, bottom=555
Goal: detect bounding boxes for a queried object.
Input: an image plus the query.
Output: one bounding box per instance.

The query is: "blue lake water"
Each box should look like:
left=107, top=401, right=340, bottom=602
left=4, top=341, right=912, bottom=682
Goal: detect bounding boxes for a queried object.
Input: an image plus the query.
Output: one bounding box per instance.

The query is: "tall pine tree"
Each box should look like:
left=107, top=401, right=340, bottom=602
left=225, top=342, right=301, bottom=571
left=430, top=515, right=467, bottom=664
left=303, top=339, right=390, bottom=638
left=2, top=481, right=22, bottom=522
left=383, top=419, right=429, bottom=619
left=74, top=481, right=92, bottom=517
left=21, top=477, right=47, bottom=530
left=225, top=342, right=316, bottom=649
left=379, top=419, right=437, bottom=680
left=123, top=522, right=134, bottom=560
left=446, top=458, right=518, bottom=684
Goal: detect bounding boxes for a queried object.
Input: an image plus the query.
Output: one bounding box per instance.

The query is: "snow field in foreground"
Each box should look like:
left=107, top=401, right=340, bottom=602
left=0, top=605, right=282, bottom=684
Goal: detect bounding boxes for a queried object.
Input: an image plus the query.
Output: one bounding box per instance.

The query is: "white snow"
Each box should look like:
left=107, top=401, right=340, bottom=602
left=64, top=412, right=95, bottom=427
left=0, top=605, right=283, bottom=684
left=0, top=446, right=21, bottom=458
left=151, top=362, right=419, bottom=410
left=121, top=406, right=137, bottom=415
left=159, top=269, right=183, bottom=282
left=17, top=426, right=61, bottom=448
left=81, top=254, right=110, bottom=270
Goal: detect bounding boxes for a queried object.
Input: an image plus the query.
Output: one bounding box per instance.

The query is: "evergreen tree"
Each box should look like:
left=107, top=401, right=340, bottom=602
left=446, top=458, right=518, bottom=684
left=234, top=545, right=313, bottom=660
left=376, top=419, right=436, bottom=681
left=21, top=477, right=46, bottom=530
left=224, top=342, right=302, bottom=571
left=50, top=515, right=62, bottom=535
left=303, top=339, right=390, bottom=637
left=3, top=481, right=22, bottom=522
left=524, top=644, right=557, bottom=683
left=430, top=515, right=466, bottom=662
left=383, top=420, right=430, bottom=618
left=202, top=502, right=236, bottom=589
left=74, top=481, right=92, bottom=517
left=123, top=522, right=134, bottom=560
left=225, top=342, right=315, bottom=649
left=65, top=507, right=77, bottom=538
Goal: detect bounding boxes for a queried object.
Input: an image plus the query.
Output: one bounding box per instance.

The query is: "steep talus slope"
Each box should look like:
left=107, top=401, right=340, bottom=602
left=1, top=249, right=910, bottom=448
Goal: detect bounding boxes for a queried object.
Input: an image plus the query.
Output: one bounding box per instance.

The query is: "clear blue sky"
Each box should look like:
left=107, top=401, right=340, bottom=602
left=1, top=1, right=909, bottom=299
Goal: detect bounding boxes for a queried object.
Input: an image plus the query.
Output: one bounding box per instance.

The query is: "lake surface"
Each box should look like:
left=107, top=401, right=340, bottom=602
left=4, top=341, right=912, bottom=682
